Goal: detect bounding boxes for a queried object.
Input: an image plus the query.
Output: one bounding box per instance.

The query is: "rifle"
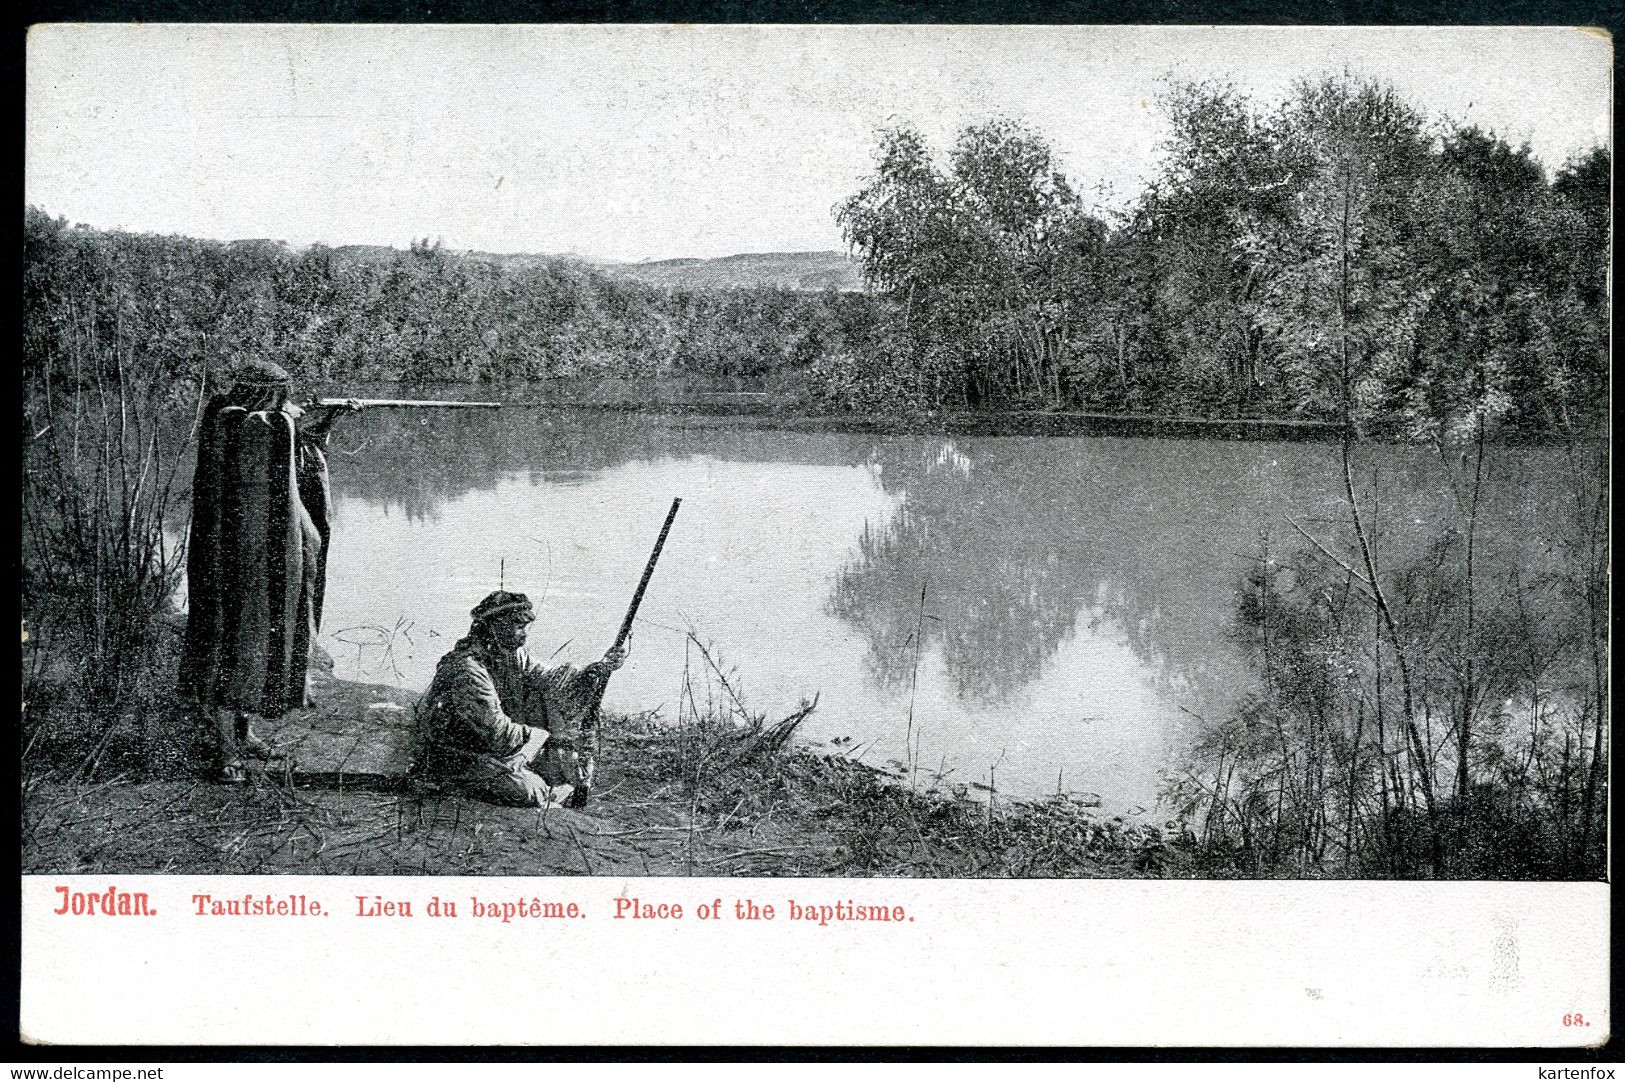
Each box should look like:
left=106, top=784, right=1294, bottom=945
left=564, top=497, right=681, bottom=809
left=612, top=497, right=683, bottom=655
left=310, top=398, right=502, bottom=409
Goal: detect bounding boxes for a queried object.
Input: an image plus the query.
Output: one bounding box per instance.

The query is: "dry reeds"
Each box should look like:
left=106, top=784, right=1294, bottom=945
left=22, top=302, right=204, bottom=778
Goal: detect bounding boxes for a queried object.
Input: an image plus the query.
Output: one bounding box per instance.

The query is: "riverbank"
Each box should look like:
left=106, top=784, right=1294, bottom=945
left=21, top=668, right=1179, bottom=879
left=320, top=380, right=1605, bottom=445
left=326, top=379, right=1347, bottom=441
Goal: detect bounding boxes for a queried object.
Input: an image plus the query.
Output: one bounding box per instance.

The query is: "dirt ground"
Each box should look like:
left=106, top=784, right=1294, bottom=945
left=21, top=667, right=1175, bottom=879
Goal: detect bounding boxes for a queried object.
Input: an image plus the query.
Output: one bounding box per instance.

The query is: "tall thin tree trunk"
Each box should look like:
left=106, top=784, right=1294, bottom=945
left=1346, top=697, right=1365, bottom=873
left=1456, top=413, right=1486, bottom=807
left=1576, top=441, right=1608, bottom=871
left=1374, top=622, right=1397, bottom=875
left=1332, top=167, right=1438, bottom=872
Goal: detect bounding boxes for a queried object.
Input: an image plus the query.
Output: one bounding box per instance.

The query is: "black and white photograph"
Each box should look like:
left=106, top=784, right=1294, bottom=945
left=18, top=22, right=1612, bottom=1047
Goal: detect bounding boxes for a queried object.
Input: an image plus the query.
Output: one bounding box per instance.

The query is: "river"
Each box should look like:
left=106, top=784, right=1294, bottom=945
left=297, top=401, right=1571, bottom=811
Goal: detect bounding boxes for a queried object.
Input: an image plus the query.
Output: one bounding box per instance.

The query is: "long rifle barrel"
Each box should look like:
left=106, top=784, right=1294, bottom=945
left=310, top=398, right=502, bottom=409
left=572, top=496, right=680, bottom=810
left=613, top=498, right=682, bottom=652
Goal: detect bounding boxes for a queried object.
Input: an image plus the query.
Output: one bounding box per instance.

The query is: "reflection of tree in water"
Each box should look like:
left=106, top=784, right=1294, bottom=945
left=831, top=502, right=1083, bottom=702
left=327, top=409, right=514, bottom=522
left=829, top=439, right=1139, bottom=703
left=828, top=436, right=1485, bottom=711
left=326, top=407, right=865, bottom=521
left=322, top=407, right=1563, bottom=727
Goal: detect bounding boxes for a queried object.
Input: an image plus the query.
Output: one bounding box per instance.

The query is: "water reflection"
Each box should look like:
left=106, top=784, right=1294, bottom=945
left=827, top=433, right=1565, bottom=716
left=838, top=437, right=1314, bottom=711
left=832, top=500, right=1084, bottom=704
left=329, top=408, right=864, bottom=522
left=312, top=404, right=1567, bottom=805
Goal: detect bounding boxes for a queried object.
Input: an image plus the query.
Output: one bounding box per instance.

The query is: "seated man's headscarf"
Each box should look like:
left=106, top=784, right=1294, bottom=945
left=471, top=590, right=536, bottom=628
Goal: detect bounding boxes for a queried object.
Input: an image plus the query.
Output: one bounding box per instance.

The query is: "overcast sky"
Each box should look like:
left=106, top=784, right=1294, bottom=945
left=26, top=25, right=1613, bottom=262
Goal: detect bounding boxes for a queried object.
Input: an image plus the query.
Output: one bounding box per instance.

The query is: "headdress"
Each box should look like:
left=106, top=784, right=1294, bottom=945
left=471, top=590, right=535, bottom=625
left=221, top=359, right=293, bottom=389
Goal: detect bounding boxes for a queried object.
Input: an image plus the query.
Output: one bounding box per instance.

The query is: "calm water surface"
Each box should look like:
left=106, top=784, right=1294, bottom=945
left=300, top=405, right=1568, bottom=810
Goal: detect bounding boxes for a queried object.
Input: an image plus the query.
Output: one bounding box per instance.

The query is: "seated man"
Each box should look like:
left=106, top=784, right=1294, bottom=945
left=411, top=590, right=626, bottom=808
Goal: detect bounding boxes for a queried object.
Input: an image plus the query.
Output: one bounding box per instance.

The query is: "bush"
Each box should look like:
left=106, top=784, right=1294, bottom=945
left=21, top=335, right=201, bottom=778
left=809, top=333, right=963, bottom=413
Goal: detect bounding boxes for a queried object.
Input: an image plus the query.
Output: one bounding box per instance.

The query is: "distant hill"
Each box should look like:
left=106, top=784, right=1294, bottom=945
left=458, top=250, right=583, bottom=272
left=597, top=251, right=865, bottom=292
left=328, top=244, right=403, bottom=264
left=304, top=242, right=866, bottom=293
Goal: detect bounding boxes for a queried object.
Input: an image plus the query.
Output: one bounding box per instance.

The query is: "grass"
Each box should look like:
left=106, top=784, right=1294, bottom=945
left=644, top=724, right=1178, bottom=878
left=20, top=582, right=1173, bottom=878
left=21, top=682, right=1177, bottom=879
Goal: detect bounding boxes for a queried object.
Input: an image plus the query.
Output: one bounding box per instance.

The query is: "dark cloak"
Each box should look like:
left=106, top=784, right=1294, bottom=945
left=178, top=396, right=332, bottom=717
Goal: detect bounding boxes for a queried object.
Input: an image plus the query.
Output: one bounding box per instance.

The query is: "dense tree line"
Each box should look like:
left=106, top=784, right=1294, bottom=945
left=834, top=77, right=1609, bottom=434
left=22, top=210, right=887, bottom=400
left=24, top=76, right=1608, bottom=435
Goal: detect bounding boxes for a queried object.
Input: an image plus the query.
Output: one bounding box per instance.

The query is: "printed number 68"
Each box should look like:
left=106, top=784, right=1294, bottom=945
left=1562, top=1013, right=1588, bottom=1027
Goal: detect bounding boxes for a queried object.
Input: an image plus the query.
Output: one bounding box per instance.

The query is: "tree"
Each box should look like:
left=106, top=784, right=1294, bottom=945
left=836, top=125, right=965, bottom=322
left=836, top=120, right=1106, bottom=407
left=1111, top=80, right=1303, bottom=413
left=1235, top=78, right=1444, bottom=854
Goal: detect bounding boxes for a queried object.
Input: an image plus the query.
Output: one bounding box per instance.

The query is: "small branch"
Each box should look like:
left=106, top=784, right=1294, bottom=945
left=699, top=844, right=813, bottom=866
left=565, top=822, right=594, bottom=875
left=1287, top=517, right=1377, bottom=603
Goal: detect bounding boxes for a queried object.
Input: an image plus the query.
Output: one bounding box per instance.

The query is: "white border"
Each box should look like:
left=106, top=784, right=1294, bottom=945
left=20, top=874, right=1612, bottom=1047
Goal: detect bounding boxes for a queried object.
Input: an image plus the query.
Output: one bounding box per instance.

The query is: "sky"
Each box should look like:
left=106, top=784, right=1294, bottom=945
left=25, top=25, right=1613, bottom=262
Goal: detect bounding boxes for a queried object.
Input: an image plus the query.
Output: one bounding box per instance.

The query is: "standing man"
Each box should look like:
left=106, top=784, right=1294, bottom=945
left=178, top=359, right=361, bottom=781
left=411, top=590, right=626, bottom=809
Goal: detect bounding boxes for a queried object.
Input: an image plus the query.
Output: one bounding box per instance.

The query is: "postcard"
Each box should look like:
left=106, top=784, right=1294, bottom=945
left=19, top=23, right=1612, bottom=1047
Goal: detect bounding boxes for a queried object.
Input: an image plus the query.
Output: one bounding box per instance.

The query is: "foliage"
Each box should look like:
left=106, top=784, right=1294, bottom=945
left=807, top=327, right=961, bottom=413
left=1163, top=488, right=1608, bottom=879
left=20, top=278, right=203, bottom=779
left=22, top=207, right=888, bottom=395
left=835, top=78, right=1609, bottom=432
left=837, top=120, right=1108, bottom=408
left=25, top=72, right=1610, bottom=433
